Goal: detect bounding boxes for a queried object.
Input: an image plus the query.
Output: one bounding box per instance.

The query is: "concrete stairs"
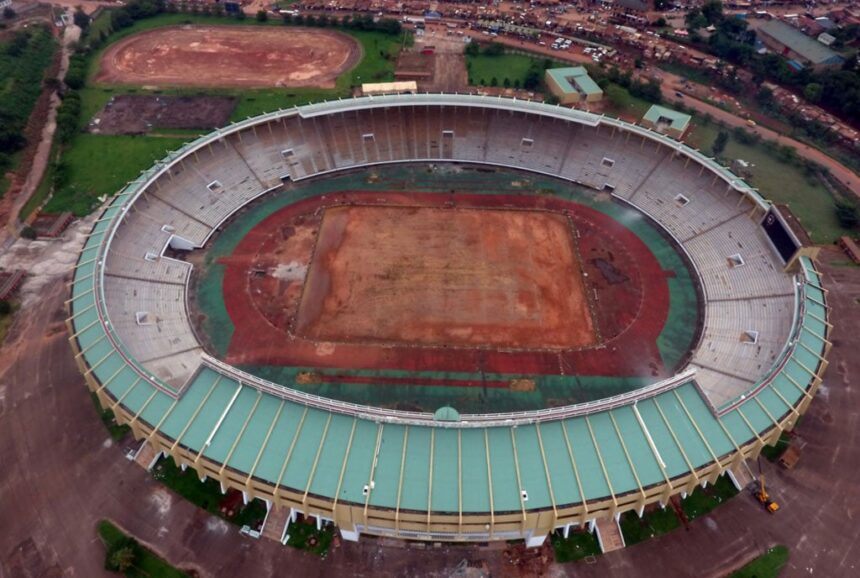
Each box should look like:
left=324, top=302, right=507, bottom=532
left=595, top=517, right=625, bottom=553
left=260, top=506, right=290, bottom=544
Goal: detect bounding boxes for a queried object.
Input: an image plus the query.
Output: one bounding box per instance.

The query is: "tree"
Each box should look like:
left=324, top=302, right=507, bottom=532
left=108, top=546, right=137, bottom=573
left=836, top=201, right=859, bottom=229
left=73, top=8, right=90, bottom=31
left=490, top=76, right=498, bottom=87
left=803, top=83, right=823, bottom=104
left=685, top=8, right=708, bottom=31
left=604, top=84, right=628, bottom=108
left=701, top=1, right=724, bottom=25
left=256, top=10, right=267, bottom=22
left=464, top=41, right=479, bottom=57
left=3, top=6, right=15, bottom=19
left=482, top=42, right=504, bottom=57
left=0, top=300, right=11, bottom=315
left=712, top=130, right=729, bottom=156
left=503, top=77, right=510, bottom=88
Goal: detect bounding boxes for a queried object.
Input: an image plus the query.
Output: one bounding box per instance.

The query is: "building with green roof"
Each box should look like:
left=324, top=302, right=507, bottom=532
left=642, top=105, right=692, bottom=140
left=545, top=67, right=604, bottom=105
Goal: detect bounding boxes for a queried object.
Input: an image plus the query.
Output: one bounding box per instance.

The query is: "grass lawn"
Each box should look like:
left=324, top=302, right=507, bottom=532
left=619, top=506, right=680, bottom=546
left=550, top=529, right=601, bottom=563
left=151, top=456, right=267, bottom=528
left=43, top=134, right=186, bottom=215
left=466, top=53, right=540, bottom=86
left=285, top=516, right=336, bottom=557
left=731, top=545, right=789, bottom=578
left=90, top=393, right=131, bottom=441
left=97, top=520, right=189, bottom=578
left=687, top=122, right=854, bottom=244
left=603, top=84, right=653, bottom=121
left=681, top=475, right=739, bottom=520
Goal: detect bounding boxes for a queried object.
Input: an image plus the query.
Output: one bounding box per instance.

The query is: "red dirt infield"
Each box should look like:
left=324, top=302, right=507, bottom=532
left=218, top=191, right=673, bottom=378
left=294, top=205, right=596, bottom=350
left=96, top=26, right=360, bottom=89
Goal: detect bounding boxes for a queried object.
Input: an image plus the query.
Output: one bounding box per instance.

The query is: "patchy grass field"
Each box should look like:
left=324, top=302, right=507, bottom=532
left=467, top=53, right=539, bottom=86
left=285, top=517, right=336, bottom=557
left=731, top=545, right=789, bottom=578
left=151, top=456, right=267, bottom=528
left=681, top=475, right=739, bottom=520
left=687, top=123, right=852, bottom=244
left=44, top=134, right=185, bottom=215
left=551, top=529, right=601, bottom=563
left=619, top=506, right=680, bottom=546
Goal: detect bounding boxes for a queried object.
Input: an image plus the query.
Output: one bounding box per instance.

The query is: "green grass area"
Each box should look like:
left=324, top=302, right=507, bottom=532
left=619, top=506, right=680, bottom=546
left=760, top=433, right=792, bottom=462
left=602, top=83, right=653, bottom=120
left=687, top=122, right=854, bottom=244
left=285, top=517, right=336, bottom=557
left=551, top=529, right=601, bottom=563
left=97, top=520, right=189, bottom=578
left=90, top=393, right=131, bottom=441
left=466, top=53, right=540, bottom=86
left=43, top=134, right=185, bottom=215
left=731, top=545, right=789, bottom=578
left=0, top=302, right=19, bottom=345
left=151, top=456, right=267, bottom=528
left=681, top=475, right=739, bottom=520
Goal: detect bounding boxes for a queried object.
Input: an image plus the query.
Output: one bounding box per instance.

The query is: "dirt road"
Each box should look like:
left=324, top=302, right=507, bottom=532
left=657, top=72, right=860, bottom=198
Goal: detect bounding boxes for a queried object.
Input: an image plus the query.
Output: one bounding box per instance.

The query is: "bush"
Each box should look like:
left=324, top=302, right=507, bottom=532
left=0, top=300, right=11, bottom=315
left=836, top=200, right=859, bottom=229
left=20, top=225, right=37, bottom=239
left=255, top=10, right=267, bottom=22
left=104, top=535, right=140, bottom=572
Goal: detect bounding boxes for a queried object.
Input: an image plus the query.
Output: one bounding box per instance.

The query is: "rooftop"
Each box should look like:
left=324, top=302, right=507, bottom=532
left=545, top=67, right=603, bottom=97
left=643, top=105, right=692, bottom=133
left=759, top=20, right=844, bottom=66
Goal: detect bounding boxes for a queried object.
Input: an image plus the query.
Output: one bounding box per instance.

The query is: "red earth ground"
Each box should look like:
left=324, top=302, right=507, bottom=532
left=95, top=26, right=361, bottom=89
left=218, top=191, right=674, bottom=381
left=294, top=205, right=596, bottom=351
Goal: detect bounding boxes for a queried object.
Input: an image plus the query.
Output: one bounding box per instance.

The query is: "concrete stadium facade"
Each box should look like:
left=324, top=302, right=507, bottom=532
left=67, top=94, right=831, bottom=548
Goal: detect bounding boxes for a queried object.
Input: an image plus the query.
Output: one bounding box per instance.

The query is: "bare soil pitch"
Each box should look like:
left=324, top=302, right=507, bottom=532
left=293, top=205, right=596, bottom=350
left=95, top=25, right=361, bottom=89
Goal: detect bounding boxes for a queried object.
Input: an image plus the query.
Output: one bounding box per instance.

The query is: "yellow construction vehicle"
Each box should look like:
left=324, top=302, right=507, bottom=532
left=751, top=475, right=780, bottom=513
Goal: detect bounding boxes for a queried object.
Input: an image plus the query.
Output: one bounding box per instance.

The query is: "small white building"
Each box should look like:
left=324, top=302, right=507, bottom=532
left=0, top=0, right=14, bottom=11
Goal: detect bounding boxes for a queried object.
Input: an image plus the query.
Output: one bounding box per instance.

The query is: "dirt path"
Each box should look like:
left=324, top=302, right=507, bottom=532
left=0, top=18, right=79, bottom=252
left=656, top=71, right=860, bottom=198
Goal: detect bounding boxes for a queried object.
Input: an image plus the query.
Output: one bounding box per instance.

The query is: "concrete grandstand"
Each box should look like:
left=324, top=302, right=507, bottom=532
left=68, top=94, right=830, bottom=549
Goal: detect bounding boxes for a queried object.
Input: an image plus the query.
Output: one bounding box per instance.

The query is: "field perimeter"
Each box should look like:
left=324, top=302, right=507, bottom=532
left=95, top=25, right=361, bottom=89
left=295, top=205, right=596, bottom=350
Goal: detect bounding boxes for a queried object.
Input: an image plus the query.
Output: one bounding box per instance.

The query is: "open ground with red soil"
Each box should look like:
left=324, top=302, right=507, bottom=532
left=95, top=26, right=361, bottom=89
left=294, top=205, right=595, bottom=350
left=216, top=190, right=671, bottom=378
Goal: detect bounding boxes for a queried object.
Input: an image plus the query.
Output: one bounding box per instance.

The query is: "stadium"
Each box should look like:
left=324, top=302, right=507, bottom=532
left=67, top=94, right=830, bottom=549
